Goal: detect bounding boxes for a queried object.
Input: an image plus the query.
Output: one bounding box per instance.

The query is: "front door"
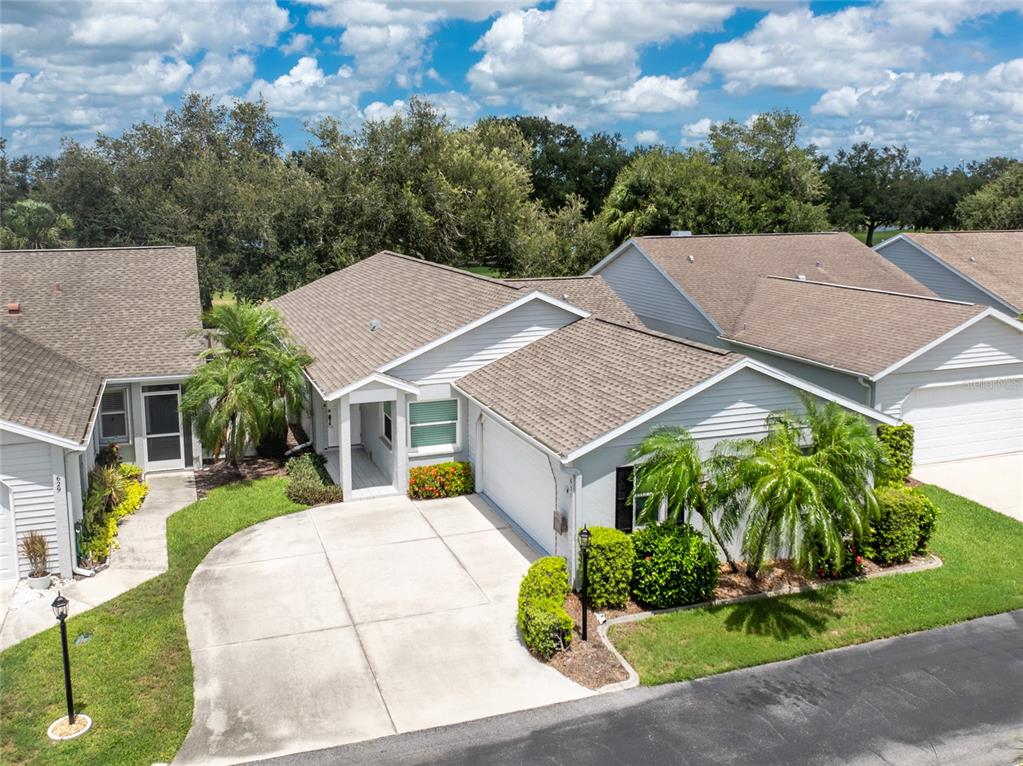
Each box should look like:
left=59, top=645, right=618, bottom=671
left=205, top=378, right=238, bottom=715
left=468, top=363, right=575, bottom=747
left=143, top=385, right=185, bottom=471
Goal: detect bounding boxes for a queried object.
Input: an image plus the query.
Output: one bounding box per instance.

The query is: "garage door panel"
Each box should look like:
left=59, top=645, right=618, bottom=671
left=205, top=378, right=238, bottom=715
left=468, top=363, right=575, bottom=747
left=480, top=417, right=554, bottom=553
left=904, top=382, right=1023, bottom=464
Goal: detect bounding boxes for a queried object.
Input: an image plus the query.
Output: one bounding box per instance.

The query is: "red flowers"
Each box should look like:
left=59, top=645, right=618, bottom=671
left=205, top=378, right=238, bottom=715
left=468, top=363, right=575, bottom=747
left=407, top=461, right=474, bottom=499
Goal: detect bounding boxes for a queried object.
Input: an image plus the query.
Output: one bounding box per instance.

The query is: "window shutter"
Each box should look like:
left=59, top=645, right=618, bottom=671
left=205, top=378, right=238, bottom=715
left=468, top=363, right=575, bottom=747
left=615, top=467, right=634, bottom=533
left=409, top=399, right=457, bottom=425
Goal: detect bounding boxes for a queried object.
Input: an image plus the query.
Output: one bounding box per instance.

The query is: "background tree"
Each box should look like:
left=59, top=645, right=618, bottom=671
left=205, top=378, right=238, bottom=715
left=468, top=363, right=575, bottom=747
left=824, top=143, right=922, bottom=245
left=956, top=164, right=1023, bottom=229
left=0, top=199, right=74, bottom=248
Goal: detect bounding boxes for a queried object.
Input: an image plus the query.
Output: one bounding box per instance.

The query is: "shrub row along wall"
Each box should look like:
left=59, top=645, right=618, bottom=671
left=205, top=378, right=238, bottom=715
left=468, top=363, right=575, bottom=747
left=285, top=453, right=342, bottom=505
left=82, top=462, right=149, bottom=564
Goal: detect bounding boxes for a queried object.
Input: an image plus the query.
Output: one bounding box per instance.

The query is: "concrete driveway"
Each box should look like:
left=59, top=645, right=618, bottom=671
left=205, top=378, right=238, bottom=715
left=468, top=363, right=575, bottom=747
left=175, top=494, right=588, bottom=765
left=912, top=453, right=1023, bottom=522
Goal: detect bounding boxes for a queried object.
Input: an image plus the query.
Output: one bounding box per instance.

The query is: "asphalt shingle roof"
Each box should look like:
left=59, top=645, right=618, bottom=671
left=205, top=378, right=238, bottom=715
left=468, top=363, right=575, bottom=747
left=457, top=317, right=740, bottom=457
left=0, top=245, right=203, bottom=442
left=0, top=326, right=104, bottom=443
left=272, top=252, right=524, bottom=394
left=632, top=232, right=934, bottom=333
left=503, top=275, right=640, bottom=325
left=727, top=277, right=986, bottom=376
left=897, top=231, right=1023, bottom=312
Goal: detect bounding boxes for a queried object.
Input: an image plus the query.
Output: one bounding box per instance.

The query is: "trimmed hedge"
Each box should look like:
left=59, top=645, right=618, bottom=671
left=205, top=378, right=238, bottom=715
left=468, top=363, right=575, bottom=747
left=877, top=423, right=914, bottom=486
left=407, top=461, right=474, bottom=500
left=868, top=485, right=937, bottom=565
left=581, top=527, right=633, bottom=608
left=517, top=557, right=573, bottom=659
left=285, top=453, right=342, bottom=505
left=631, top=523, right=720, bottom=609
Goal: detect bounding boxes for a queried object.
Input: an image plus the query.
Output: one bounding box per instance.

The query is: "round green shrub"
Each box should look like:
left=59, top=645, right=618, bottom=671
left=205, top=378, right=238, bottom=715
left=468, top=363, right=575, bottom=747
left=517, top=556, right=573, bottom=659
left=630, top=523, right=719, bottom=609
left=580, top=526, right=633, bottom=608
left=868, top=485, right=934, bottom=565
left=915, top=491, right=939, bottom=553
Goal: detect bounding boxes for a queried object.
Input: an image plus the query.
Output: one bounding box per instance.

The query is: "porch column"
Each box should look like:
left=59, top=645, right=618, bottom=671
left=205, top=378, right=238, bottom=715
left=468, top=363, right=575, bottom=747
left=339, top=394, right=353, bottom=500
left=394, top=391, right=408, bottom=495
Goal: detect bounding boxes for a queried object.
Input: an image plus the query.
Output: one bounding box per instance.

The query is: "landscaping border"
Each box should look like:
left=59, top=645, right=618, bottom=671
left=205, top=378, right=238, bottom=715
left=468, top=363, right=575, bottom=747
left=592, top=553, right=943, bottom=693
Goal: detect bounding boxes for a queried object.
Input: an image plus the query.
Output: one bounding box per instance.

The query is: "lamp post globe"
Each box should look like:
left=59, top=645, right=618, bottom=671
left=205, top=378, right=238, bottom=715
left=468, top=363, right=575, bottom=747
left=51, top=593, right=69, bottom=622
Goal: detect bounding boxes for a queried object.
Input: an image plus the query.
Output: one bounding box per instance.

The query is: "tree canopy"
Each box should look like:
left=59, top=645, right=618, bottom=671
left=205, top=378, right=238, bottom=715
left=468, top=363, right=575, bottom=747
left=956, top=164, right=1023, bottom=230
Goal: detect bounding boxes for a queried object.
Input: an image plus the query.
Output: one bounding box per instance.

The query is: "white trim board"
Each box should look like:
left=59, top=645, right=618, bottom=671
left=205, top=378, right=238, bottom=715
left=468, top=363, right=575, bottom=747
left=324, top=373, right=420, bottom=402
left=875, top=234, right=1022, bottom=314
left=378, top=291, right=589, bottom=375
left=0, top=419, right=85, bottom=451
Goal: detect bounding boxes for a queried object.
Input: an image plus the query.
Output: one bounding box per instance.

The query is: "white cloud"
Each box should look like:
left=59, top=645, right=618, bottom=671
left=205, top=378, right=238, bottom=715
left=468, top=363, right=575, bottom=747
left=682, top=117, right=713, bottom=139
left=189, top=53, right=256, bottom=95
left=703, top=1, right=1023, bottom=93
left=280, top=33, right=314, bottom=56
left=467, top=0, right=731, bottom=123
left=246, top=56, right=360, bottom=118
left=363, top=91, right=480, bottom=124
left=634, top=129, right=662, bottom=144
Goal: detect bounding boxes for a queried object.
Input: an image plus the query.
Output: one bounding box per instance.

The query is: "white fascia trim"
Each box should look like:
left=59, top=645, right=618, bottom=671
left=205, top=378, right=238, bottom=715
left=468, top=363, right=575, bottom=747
left=875, top=235, right=1021, bottom=314
left=324, top=373, right=420, bottom=401
left=0, top=419, right=85, bottom=451
left=723, top=336, right=872, bottom=378
left=741, top=358, right=900, bottom=426
left=871, top=308, right=1022, bottom=382
left=451, top=383, right=565, bottom=462
left=563, top=360, right=751, bottom=462
left=910, top=373, right=1023, bottom=392
left=586, top=238, right=636, bottom=275
left=101, top=373, right=190, bottom=384
left=378, top=291, right=589, bottom=375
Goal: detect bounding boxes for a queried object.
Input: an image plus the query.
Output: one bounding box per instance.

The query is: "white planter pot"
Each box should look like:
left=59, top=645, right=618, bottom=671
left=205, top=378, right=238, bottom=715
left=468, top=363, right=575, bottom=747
left=27, top=573, right=51, bottom=590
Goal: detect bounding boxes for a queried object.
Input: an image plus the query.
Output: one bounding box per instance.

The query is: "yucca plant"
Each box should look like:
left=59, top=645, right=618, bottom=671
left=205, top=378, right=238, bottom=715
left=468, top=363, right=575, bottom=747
left=19, top=531, right=49, bottom=578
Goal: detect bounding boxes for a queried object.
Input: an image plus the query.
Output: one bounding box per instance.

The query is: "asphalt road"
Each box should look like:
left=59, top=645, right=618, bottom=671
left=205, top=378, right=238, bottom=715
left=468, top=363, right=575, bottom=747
left=252, top=610, right=1023, bottom=766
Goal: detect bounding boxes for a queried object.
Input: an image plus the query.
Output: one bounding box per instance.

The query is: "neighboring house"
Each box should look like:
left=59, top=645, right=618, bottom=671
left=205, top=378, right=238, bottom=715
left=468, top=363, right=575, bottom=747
left=0, top=246, right=204, bottom=580
left=874, top=231, right=1023, bottom=317
left=589, top=232, right=1023, bottom=466
left=272, top=251, right=895, bottom=572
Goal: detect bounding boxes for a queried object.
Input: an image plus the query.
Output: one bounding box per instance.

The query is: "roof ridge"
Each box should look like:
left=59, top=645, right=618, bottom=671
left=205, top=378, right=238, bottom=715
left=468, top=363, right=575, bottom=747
left=503, top=276, right=597, bottom=283
left=0, top=244, right=185, bottom=254
left=762, top=275, right=978, bottom=305
left=376, top=251, right=517, bottom=290
left=907, top=229, right=1023, bottom=235
left=590, top=316, right=732, bottom=356
left=637, top=231, right=846, bottom=240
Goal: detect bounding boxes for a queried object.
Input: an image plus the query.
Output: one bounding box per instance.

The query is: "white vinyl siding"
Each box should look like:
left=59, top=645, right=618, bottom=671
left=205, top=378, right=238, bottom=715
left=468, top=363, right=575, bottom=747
left=389, top=300, right=578, bottom=385
left=0, top=431, right=65, bottom=577
left=876, top=239, right=1017, bottom=314
left=596, top=243, right=720, bottom=343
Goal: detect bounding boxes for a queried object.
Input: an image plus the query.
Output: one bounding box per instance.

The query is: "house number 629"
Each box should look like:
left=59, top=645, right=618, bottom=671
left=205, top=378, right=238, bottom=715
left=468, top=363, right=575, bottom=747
left=55, top=476, right=62, bottom=492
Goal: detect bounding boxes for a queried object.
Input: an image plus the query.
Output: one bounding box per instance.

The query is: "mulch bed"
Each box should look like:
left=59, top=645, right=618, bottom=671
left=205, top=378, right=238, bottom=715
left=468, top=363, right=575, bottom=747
left=194, top=458, right=287, bottom=497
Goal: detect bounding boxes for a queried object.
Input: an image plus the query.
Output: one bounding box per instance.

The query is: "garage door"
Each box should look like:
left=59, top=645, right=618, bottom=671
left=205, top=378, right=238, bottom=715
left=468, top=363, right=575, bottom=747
left=0, top=482, right=16, bottom=580
left=903, top=380, right=1023, bottom=464
left=479, top=416, right=555, bottom=553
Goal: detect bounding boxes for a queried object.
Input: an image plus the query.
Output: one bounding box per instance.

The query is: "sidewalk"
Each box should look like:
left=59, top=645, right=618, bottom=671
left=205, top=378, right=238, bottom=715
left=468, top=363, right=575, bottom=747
left=0, top=472, right=196, bottom=650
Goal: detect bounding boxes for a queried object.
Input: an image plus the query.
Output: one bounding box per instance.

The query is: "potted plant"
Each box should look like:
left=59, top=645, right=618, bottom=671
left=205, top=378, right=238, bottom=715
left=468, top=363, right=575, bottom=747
left=20, top=531, right=51, bottom=589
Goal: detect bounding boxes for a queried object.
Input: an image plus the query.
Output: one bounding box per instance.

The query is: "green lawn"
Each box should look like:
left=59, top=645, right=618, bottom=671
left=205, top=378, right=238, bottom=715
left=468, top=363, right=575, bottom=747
left=211, top=290, right=236, bottom=307
left=851, top=229, right=910, bottom=245
left=0, top=478, right=304, bottom=766
left=611, top=487, right=1023, bottom=685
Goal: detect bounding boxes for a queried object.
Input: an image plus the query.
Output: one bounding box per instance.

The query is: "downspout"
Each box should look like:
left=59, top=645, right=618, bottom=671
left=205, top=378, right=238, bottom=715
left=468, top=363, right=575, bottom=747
left=283, top=440, right=312, bottom=457
left=545, top=455, right=560, bottom=557
left=856, top=376, right=874, bottom=407
left=64, top=451, right=96, bottom=578
left=564, top=465, right=582, bottom=583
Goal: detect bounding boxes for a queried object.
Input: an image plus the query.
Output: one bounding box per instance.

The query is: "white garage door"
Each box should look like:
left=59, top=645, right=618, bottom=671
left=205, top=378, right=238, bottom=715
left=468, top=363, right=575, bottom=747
left=0, top=482, right=16, bottom=580
left=479, top=416, right=555, bottom=553
left=903, top=380, right=1023, bottom=464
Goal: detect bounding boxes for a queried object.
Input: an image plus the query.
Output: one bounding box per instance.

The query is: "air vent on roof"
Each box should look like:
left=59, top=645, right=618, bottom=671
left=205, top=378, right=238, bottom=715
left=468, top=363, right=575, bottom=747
left=687, top=255, right=695, bottom=263
left=797, top=274, right=807, bottom=281
left=561, top=293, right=569, bottom=302
left=969, top=256, right=977, bottom=262
left=815, top=260, right=822, bottom=268
left=369, top=319, right=381, bottom=332
left=671, top=230, right=692, bottom=237
left=5, top=302, right=20, bottom=315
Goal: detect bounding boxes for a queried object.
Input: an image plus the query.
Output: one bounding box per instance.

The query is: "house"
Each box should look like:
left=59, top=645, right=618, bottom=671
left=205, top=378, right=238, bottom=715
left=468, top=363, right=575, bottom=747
left=272, top=251, right=896, bottom=571
left=588, top=232, right=1023, bottom=466
left=874, top=231, right=1023, bottom=317
left=0, top=246, right=204, bottom=580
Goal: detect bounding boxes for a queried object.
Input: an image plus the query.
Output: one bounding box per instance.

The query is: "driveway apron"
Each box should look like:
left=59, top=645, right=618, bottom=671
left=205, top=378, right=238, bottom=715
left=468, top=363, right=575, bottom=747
left=174, top=495, right=588, bottom=765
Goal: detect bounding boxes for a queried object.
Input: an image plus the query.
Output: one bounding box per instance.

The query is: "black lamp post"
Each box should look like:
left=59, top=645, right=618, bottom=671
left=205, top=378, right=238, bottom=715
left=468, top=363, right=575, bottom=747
left=51, top=593, right=75, bottom=725
left=579, top=526, right=591, bottom=641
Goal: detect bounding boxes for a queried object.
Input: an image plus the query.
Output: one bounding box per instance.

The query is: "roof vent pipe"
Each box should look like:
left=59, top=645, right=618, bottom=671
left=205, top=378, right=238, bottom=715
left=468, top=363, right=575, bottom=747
left=671, top=230, right=692, bottom=237
left=369, top=319, right=381, bottom=332
left=5, top=302, right=20, bottom=315
left=815, top=260, right=822, bottom=268
left=687, top=255, right=695, bottom=263
left=797, top=274, right=807, bottom=281
left=562, top=293, right=569, bottom=302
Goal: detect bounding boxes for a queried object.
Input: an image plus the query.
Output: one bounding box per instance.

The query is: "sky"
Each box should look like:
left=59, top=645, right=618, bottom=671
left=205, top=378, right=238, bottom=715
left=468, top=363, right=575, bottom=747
left=2, top=0, right=1022, bottom=166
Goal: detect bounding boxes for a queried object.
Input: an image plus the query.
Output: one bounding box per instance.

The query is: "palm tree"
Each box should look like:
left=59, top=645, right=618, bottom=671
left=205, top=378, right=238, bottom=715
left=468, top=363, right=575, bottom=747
left=182, top=302, right=311, bottom=465
left=0, top=200, right=75, bottom=248
left=628, top=426, right=742, bottom=572
left=728, top=417, right=873, bottom=579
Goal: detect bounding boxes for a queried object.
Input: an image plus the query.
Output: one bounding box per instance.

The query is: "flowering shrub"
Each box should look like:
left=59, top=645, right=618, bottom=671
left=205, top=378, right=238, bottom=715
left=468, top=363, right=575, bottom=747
left=81, top=463, right=148, bottom=565
left=407, top=461, right=474, bottom=500
left=815, top=539, right=866, bottom=580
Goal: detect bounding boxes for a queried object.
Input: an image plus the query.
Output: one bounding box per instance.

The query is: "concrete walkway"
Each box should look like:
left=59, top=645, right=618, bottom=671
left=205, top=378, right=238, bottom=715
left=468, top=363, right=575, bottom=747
left=912, top=453, right=1023, bottom=522
left=175, top=494, right=588, bottom=766
left=0, top=472, right=196, bottom=650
